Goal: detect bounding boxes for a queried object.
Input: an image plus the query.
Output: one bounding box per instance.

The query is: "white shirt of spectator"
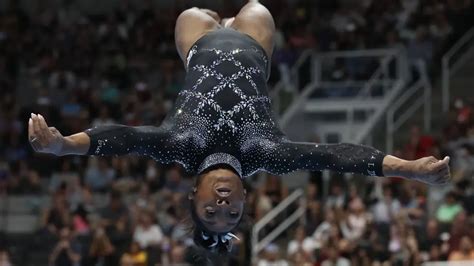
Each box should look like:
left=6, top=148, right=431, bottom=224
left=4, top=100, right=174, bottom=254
left=133, top=224, right=164, bottom=249
left=372, top=198, right=401, bottom=223
left=321, top=257, right=351, bottom=266
left=287, top=237, right=317, bottom=256
left=257, top=259, right=289, bottom=266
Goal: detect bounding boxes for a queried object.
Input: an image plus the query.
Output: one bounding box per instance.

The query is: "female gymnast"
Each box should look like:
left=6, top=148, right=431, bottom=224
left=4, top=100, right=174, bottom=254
left=28, top=0, right=450, bottom=254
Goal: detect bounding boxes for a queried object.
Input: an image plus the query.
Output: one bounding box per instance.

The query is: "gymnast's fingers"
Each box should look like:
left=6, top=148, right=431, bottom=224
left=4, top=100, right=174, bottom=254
left=431, top=156, right=450, bottom=172
left=28, top=118, right=41, bottom=152
left=31, top=114, right=43, bottom=143
left=28, top=118, right=34, bottom=140
left=32, top=113, right=48, bottom=147
left=38, top=114, right=52, bottom=141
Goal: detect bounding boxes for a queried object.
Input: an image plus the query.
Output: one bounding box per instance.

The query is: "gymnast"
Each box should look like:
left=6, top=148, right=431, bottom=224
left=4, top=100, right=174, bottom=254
left=28, top=0, right=450, bottom=254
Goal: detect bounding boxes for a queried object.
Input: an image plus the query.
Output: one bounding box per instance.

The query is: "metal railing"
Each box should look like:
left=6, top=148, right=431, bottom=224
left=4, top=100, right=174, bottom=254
left=386, top=60, right=432, bottom=154
left=442, top=26, right=474, bottom=112
left=279, top=48, right=407, bottom=142
left=270, top=50, right=314, bottom=116
left=251, top=189, right=306, bottom=264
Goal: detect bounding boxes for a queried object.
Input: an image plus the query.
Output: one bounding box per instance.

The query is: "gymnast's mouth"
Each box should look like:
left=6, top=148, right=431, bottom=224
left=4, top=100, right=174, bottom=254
left=215, top=187, right=232, bottom=197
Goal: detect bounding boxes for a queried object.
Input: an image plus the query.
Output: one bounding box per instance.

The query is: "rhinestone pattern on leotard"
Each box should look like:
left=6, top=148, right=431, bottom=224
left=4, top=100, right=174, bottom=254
left=84, top=28, right=386, bottom=178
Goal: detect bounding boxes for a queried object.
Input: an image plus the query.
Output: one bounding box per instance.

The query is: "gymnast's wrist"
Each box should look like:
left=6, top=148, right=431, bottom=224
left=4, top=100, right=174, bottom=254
left=382, top=155, right=413, bottom=179
left=61, top=133, right=90, bottom=156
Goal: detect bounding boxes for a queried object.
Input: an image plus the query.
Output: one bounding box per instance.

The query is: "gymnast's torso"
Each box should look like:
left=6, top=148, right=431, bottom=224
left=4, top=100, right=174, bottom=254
left=170, top=28, right=285, bottom=175
left=85, top=28, right=386, bottom=178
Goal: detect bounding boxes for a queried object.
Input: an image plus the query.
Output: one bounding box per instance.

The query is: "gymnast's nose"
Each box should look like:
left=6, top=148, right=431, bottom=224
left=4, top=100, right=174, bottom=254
left=216, top=199, right=230, bottom=206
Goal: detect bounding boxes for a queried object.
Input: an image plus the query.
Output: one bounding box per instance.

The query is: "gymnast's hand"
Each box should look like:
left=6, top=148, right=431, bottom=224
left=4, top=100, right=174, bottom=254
left=383, top=155, right=451, bottom=186
left=28, top=113, right=65, bottom=155
left=408, top=156, right=451, bottom=185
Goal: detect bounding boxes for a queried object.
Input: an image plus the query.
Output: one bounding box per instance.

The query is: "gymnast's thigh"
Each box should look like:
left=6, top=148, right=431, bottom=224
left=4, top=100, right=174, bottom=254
left=175, top=8, right=220, bottom=64
left=230, top=2, right=276, bottom=58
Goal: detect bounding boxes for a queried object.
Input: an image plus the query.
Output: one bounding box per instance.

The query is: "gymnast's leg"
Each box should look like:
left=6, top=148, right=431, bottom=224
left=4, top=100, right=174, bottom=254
left=229, top=0, right=276, bottom=58
left=175, top=7, right=221, bottom=64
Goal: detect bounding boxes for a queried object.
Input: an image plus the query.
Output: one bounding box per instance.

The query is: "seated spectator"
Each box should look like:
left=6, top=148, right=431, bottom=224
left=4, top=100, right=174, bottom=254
left=49, top=158, right=79, bottom=194
left=258, top=244, right=289, bottom=266
left=88, top=227, right=116, bottom=266
left=162, top=166, right=190, bottom=194
left=112, top=158, right=138, bottom=193
left=448, top=236, right=474, bottom=261
left=287, top=226, right=316, bottom=261
left=436, top=191, right=463, bottom=224
left=72, top=204, right=90, bottom=236
left=92, top=106, right=116, bottom=127
left=312, top=208, right=337, bottom=247
left=133, top=210, right=163, bottom=249
left=340, top=197, right=368, bottom=241
left=48, top=227, right=82, bottom=266
left=325, top=183, right=346, bottom=210
left=321, top=245, right=350, bottom=266
left=41, top=193, right=71, bottom=236
left=169, top=242, right=187, bottom=265
left=261, top=174, right=289, bottom=208
left=0, top=248, right=12, bottom=266
left=372, top=185, right=401, bottom=224
left=121, top=242, right=147, bottom=266
left=100, top=190, right=129, bottom=230
left=119, top=254, right=134, bottom=266
left=419, top=219, right=442, bottom=253
left=84, top=158, right=115, bottom=192
left=106, top=215, right=132, bottom=262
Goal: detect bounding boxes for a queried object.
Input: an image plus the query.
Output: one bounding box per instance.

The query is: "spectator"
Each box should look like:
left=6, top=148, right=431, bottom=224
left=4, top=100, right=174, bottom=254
left=49, top=159, right=80, bottom=194
left=162, top=166, right=190, bottom=194
left=419, top=219, right=442, bottom=253
left=48, top=227, right=82, bottom=266
left=448, top=236, right=474, bottom=261
left=312, top=208, right=341, bottom=250
left=84, top=158, right=115, bottom=192
left=372, top=185, right=401, bottom=224
left=121, top=242, right=147, bottom=266
left=88, top=227, right=116, bottom=266
left=325, top=183, right=345, bottom=210
left=91, top=106, right=116, bottom=127
left=0, top=248, right=12, bottom=266
left=321, top=245, right=350, bottom=266
left=258, top=244, right=289, bottom=266
left=436, top=191, right=463, bottom=224
left=340, top=197, right=368, bottom=241
left=100, top=190, right=129, bottom=230
left=287, top=226, right=316, bottom=261
left=41, top=193, right=71, bottom=236
left=133, top=210, right=164, bottom=249
left=119, top=254, right=134, bottom=266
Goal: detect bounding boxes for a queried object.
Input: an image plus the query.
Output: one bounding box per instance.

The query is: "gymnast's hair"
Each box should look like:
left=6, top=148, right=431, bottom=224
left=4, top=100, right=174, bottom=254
left=184, top=170, right=246, bottom=265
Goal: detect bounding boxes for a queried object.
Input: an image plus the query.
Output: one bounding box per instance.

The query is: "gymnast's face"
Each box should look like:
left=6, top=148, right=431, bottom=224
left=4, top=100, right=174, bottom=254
left=192, top=168, right=246, bottom=233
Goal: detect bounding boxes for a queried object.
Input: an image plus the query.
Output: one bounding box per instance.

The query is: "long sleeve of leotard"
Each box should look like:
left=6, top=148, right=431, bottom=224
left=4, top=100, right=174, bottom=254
left=84, top=125, right=177, bottom=163
left=261, top=140, right=386, bottom=177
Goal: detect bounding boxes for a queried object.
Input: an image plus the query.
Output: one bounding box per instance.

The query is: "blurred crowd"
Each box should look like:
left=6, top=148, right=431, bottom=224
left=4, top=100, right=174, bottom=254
left=0, top=0, right=474, bottom=265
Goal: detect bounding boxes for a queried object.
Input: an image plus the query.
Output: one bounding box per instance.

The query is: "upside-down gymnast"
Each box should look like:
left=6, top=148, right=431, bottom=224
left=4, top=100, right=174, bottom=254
left=28, top=0, right=450, bottom=254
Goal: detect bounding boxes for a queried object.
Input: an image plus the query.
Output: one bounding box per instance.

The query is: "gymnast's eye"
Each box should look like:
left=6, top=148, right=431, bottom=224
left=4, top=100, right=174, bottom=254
left=229, top=211, right=239, bottom=218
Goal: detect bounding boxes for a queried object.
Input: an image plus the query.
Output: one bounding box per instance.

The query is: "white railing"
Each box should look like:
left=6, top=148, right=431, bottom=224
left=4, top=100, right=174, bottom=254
left=386, top=60, right=432, bottom=154
left=270, top=50, right=314, bottom=116
left=251, top=189, right=306, bottom=264
left=442, top=26, right=474, bottom=112
left=279, top=48, right=407, bottom=141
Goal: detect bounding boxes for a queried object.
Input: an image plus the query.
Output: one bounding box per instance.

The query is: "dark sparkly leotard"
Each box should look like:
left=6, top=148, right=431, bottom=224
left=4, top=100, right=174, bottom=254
left=85, top=28, right=386, bottom=178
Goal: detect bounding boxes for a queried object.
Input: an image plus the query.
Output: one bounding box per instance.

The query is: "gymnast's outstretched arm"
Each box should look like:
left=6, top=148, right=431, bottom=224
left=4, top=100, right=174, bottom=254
left=28, top=113, right=173, bottom=160
left=261, top=140, right=451, bottom=186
